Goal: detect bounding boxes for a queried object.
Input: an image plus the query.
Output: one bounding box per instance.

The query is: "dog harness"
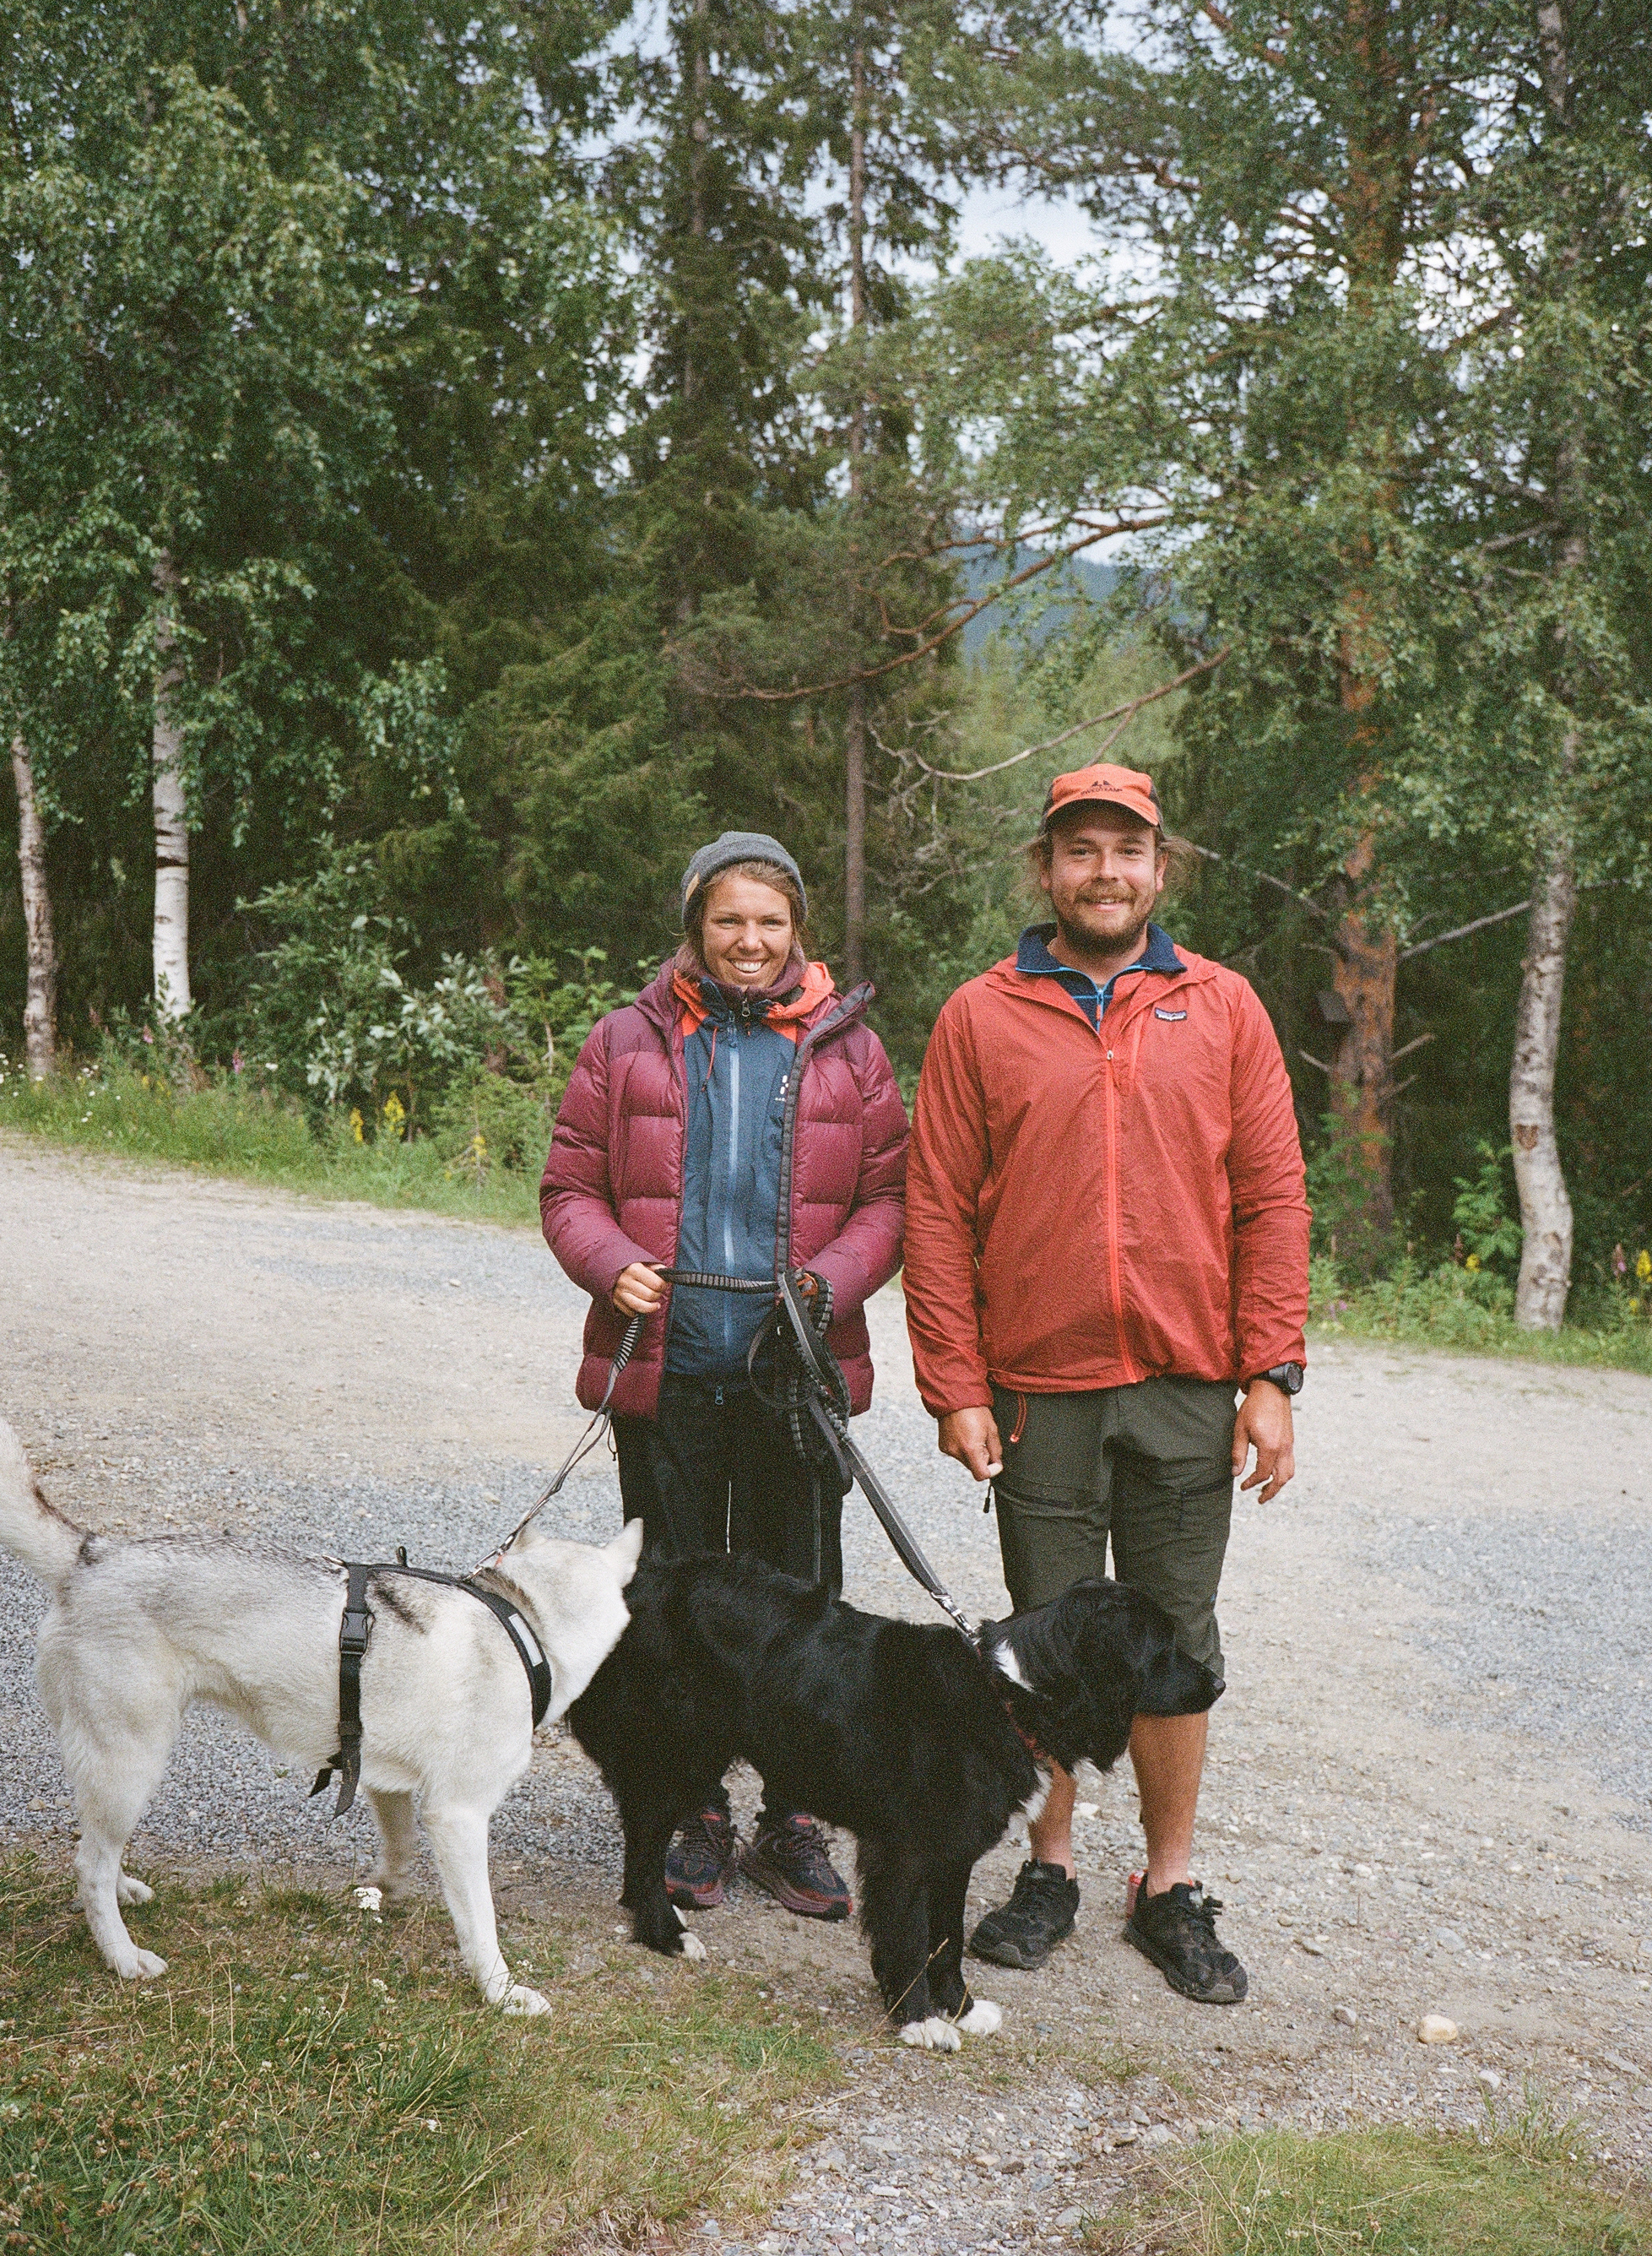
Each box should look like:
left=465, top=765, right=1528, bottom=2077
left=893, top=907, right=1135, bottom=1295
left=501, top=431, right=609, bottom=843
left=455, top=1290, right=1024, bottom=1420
left=311, top=1560, right=552, bottom=1816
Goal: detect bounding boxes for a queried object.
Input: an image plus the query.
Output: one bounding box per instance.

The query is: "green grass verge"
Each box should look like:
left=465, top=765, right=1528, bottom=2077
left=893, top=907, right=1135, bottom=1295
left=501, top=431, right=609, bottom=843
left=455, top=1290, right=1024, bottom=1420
left=1099, top=2121, right=1651, bottom=2255
left=1309, top=1256, right=1652, bottom=1378
left=0, top=1854, right=837, bottom=2253
left=0, top=1064, right=540, bottom=1229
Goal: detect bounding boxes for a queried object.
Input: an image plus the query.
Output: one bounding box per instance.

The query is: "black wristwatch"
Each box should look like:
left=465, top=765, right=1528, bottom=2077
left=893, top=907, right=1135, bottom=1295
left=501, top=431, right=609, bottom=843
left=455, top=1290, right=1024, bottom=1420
left=1248, top=1363, right=1303, bottom=1396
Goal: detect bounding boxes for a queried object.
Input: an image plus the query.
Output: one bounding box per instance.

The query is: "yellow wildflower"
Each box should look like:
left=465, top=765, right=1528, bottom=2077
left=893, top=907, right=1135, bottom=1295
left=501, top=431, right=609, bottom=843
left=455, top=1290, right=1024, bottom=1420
left=1637, top=1249, right=1651, bottom=1285
left=382, top=1093, right=406, bottom=1137
left=349, top=1107, right=364, bottom=1144
left=1464, top=1253, right=1481, bottom=1273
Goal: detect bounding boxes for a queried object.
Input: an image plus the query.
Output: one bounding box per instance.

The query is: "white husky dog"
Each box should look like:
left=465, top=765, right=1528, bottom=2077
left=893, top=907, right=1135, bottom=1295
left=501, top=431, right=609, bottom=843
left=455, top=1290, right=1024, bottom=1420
left=0, top=1418, right=642, bottom=2015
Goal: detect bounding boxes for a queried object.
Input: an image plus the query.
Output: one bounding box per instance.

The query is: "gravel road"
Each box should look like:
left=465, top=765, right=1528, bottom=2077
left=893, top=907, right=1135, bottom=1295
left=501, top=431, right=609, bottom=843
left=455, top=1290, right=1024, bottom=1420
left=3, top=1132, right=1651, bottom=2251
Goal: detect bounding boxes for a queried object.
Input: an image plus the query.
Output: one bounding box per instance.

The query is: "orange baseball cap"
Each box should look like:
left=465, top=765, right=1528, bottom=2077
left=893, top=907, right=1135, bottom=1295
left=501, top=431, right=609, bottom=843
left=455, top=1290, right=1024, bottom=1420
left=1041, top=761, right=1162, bottom=832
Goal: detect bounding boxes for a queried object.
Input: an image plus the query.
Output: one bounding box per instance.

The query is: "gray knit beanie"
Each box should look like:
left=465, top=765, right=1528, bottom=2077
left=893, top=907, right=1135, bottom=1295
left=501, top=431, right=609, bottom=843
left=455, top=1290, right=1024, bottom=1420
left=680, top=832, right=807, bottom=925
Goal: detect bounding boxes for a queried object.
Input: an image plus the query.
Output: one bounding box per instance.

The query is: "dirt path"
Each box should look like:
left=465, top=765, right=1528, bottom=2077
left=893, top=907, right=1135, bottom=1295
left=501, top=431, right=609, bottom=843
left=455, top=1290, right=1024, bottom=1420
left=3, top=1133, right=1650, bottom=2250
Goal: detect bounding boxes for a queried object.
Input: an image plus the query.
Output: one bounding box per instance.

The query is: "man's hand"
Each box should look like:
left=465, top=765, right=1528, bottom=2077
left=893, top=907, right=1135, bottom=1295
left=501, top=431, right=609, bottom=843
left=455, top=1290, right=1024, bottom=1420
left=938, top=1405, right=1004, bottom=1482
left=1232, top=1380, right=1296, bottom=1502
left=612, top=1262, right=667, bottom=1316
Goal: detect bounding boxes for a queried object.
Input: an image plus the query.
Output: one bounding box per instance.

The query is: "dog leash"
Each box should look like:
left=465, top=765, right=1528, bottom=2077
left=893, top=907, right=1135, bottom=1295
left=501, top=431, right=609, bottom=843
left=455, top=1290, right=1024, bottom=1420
left=753, top=1270, right=983, bottom=1652
left=505, top=1264, right=980, bottom=1653
left=493, top=1266, right=774, bottom=1554
left=311, top=1559, right=552, bottom=1816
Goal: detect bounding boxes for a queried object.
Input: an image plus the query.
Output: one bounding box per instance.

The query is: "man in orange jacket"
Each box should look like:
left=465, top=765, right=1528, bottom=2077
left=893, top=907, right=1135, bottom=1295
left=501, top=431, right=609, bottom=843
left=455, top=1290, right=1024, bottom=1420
left=904, top=761, right=1310, bottom=2004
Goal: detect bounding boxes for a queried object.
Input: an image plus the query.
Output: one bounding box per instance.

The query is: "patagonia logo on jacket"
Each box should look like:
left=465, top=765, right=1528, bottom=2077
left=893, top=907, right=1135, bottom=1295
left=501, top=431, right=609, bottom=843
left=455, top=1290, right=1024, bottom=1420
left=1154, top=1006, right=1188, bottom=1022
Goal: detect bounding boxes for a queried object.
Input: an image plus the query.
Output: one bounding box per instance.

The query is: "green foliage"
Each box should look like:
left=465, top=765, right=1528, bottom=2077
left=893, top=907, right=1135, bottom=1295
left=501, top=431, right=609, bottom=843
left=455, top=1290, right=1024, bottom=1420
left=1451, top=1145, right=1524, bottom=1273
left=3, top=0, right=1652, bottom=1337
left=1308, top=1254, right=1652, bottom=1377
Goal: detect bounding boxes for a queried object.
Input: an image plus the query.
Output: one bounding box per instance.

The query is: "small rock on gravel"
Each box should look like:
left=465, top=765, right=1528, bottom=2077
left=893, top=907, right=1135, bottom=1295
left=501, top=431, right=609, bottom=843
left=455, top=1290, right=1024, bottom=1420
left=1418, top=2015, right=1460, bottom=2044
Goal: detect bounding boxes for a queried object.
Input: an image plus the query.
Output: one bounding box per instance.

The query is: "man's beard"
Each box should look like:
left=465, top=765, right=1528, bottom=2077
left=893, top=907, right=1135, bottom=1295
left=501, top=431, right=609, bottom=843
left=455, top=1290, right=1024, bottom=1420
left=1054, top=896, right=1153, bottom=962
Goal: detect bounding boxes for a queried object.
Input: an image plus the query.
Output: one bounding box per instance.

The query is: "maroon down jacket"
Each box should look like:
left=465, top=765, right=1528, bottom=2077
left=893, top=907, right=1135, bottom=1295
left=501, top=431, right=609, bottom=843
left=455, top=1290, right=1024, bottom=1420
left=540, top=960, right=909, bottom=1418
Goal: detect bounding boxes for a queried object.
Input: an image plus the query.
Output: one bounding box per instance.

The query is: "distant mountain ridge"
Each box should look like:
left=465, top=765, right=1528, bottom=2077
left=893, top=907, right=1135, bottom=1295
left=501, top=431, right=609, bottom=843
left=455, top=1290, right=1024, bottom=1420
left=960, top=544, right=1122, bottom=653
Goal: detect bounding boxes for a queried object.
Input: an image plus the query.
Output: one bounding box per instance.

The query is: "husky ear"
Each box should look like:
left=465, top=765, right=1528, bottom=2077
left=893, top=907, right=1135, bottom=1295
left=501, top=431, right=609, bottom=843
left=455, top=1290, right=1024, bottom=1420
left=605, top=1517, right=646, bottom=1585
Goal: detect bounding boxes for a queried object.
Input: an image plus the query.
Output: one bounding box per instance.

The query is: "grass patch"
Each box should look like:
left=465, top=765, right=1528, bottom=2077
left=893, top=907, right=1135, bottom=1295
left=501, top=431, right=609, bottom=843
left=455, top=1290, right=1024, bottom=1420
left=1095, top=2121, right=1652, bottom=2255
left=1309, top=1257, right=1652, bottom=1380
left=0, top=1063, right=541, bottom=1230
left=0, top=1852, right=837, bottom=2253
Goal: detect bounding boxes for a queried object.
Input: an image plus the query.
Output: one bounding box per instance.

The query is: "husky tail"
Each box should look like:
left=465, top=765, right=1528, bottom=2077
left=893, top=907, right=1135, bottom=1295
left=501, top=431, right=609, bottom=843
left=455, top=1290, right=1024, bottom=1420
left=0, top=1418, right=83, bottom=1592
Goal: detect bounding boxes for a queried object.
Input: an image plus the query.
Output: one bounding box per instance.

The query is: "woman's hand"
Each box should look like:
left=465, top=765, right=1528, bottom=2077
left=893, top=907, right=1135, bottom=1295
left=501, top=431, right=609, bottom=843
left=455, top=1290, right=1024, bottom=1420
left=612, top=1262, right=668, bottom=1316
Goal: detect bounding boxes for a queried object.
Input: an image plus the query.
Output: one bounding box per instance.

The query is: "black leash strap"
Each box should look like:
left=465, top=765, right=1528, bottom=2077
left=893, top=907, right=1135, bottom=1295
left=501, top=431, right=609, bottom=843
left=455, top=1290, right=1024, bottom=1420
left=310, top=1564, right=551, bottom=1818
left=497, top=1266, right=776, bottom=1551
left=506, top=1253, right=979, bottom=1651
left=311, top=1561, right=372, bottom=1815
left=764, top=1270, right=982, bottom=1651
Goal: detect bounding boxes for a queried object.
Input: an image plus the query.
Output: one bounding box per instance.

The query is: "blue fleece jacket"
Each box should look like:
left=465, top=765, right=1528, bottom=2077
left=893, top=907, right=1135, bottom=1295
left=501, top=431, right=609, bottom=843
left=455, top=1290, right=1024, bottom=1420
left=666, top=984, right=794, bottom=1379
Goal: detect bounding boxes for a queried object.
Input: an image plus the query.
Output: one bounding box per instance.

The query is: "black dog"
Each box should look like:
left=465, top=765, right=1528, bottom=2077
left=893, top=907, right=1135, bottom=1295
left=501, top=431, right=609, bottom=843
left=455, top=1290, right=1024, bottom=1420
left=567, top=1554, right=1221, bottom=2048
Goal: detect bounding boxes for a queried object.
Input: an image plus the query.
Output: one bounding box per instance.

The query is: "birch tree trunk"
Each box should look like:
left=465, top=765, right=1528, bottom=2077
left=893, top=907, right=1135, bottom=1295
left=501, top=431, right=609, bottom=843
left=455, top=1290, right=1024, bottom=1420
left=9, top=731, right=58, bottom=1077
left=151, top=550, right=192, bottom=1021
left=1510, top=805, right=1577, bottom=1327
left=1509, top=0, right=1585, bottom=1331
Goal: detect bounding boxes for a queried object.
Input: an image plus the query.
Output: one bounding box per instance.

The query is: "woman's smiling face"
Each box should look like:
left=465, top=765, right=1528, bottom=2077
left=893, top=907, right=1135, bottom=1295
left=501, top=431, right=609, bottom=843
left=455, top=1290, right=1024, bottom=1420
left=698, top=873, right=796, bottom=990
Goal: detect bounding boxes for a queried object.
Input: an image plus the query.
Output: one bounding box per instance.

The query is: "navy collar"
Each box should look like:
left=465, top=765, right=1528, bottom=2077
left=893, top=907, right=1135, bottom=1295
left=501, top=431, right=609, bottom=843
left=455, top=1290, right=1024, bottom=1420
left=1016, top=921, right=1183, bottom=983
left=1016, top=921, right=1183, bottom=1029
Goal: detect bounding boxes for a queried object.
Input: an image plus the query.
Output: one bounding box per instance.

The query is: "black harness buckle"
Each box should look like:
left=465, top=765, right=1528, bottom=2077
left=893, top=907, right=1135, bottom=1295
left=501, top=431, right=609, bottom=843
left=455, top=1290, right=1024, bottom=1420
left=311, top=1560, right=373, bottom=1816
left=309, top=1558, right=552, bottom=1821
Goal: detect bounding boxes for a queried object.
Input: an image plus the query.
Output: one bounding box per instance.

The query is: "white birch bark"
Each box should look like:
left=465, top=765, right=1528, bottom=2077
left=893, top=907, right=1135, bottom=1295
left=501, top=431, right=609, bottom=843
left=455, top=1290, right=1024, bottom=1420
left=9, top=731, right=58, bottom=1077
left=150, top=551, right=191, bottom=1021
left=1510, top=809, right=1577, bottom=1328
left=1509, top=2, right=1583, bottom=1331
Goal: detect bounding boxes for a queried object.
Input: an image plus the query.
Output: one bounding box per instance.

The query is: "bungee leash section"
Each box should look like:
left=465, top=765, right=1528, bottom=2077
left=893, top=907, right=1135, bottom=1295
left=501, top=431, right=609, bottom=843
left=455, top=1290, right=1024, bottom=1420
left=506, top=1265, right=981, bottom=1654
left=755, top=1270, right=982, bottom=1651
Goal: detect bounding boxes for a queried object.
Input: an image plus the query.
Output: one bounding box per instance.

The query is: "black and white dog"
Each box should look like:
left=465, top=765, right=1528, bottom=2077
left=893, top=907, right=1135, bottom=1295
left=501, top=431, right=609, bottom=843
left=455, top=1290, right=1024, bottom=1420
left=568, top=1554, right=1221, bottom=2049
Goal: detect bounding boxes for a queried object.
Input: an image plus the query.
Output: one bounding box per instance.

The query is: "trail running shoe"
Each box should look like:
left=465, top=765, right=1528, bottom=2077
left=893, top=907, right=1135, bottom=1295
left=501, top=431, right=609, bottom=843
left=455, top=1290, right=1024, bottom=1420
left=665, top=1809, right=739, bottom=1910
left=739, top=1814, right=852, bottom=1920
left=968, top=1859, right=1080, bottom=1969
left=1124, top=1881, right=1248, bottom=2004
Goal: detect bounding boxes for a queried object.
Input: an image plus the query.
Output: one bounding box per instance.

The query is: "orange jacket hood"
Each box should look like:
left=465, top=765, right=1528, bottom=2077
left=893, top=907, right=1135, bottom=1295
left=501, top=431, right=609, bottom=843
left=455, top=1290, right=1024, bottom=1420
left=671, top=956, right=837, bottom=1040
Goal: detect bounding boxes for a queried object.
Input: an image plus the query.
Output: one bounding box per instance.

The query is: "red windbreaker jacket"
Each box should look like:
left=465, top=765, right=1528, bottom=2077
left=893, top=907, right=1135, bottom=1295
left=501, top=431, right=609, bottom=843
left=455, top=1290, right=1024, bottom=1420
left=904, top=941, right=1310, bottom=1414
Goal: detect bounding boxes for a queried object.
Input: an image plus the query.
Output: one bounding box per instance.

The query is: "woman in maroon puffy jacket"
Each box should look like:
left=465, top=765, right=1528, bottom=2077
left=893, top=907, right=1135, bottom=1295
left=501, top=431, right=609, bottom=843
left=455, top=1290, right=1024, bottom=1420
left=541, top=830, right=907, bottom=1920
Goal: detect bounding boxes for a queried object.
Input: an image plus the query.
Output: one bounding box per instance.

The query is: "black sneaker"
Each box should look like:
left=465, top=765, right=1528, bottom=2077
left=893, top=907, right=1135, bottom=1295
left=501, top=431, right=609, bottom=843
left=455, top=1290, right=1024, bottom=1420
left=739, top=1814, right=852, bottom=1920
left=1124, top=1881, right=1248, bottom=2004
left=968, top=1859, right=1080, bottom=1969
left=665, top=1809, right=739, bottom=1910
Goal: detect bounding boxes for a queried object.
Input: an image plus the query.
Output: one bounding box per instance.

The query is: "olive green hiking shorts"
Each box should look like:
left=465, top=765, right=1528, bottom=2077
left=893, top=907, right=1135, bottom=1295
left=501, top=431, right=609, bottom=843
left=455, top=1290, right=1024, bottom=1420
left=989, top=1377, right=1238, bottom=1678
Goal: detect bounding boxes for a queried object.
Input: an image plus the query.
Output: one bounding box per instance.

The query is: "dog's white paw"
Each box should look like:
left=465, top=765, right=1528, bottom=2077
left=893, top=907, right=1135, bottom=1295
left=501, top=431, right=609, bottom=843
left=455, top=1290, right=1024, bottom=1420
left=502, top=1984, right=552, bottom=2018
left=115, top=1874, right=154, bottom=1906
left=115, top=1948, right=169, bottom=1981
left=677, top=1930, right=708, bottom=1962
left=898, top=2016, right=961, bottom=2053
left=958, top=1998, right=1003, bottom=2036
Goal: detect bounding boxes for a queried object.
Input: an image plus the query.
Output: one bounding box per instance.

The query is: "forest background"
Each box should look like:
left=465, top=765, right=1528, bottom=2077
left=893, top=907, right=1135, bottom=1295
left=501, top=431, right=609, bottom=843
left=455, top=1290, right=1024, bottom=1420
left=3, top=0, right=1650, bottom=1345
